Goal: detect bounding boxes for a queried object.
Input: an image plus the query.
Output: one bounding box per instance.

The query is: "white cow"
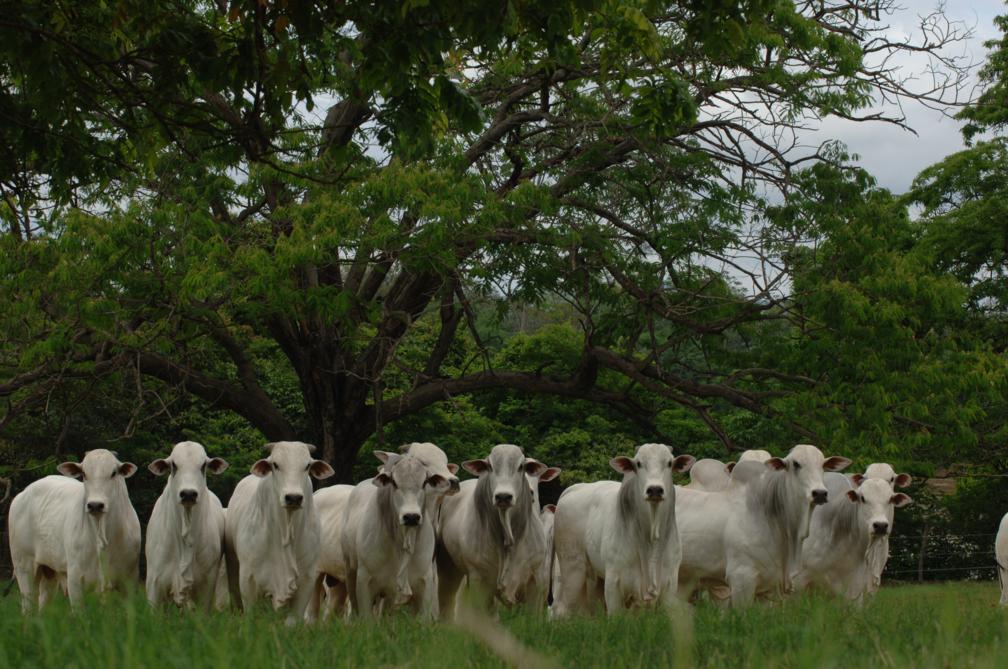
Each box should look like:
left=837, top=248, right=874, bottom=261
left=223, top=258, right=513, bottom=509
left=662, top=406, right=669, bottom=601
left=307, top=484, right=355, bottom=621
left=436, top=444, right=549, bottom=617
left=552, top=443, right=695, bottom=616
left=9, top=449, right=140, bottom=611
left=145, top=441, right=229, bottom=610
left=341, top=452, right=449, bottom=618
left=793, top=473, right=911, bottom=602
left=997, top=512, right=1008, bottom=606
left=676, top=444, right=851, bottom=606
left=396, top=442, right=461, bottom=496
left=224, top=441, right=334, bottom=623
left=738, top=449, right=773, bottom=464
left=685, top=458, right=732, bottom=492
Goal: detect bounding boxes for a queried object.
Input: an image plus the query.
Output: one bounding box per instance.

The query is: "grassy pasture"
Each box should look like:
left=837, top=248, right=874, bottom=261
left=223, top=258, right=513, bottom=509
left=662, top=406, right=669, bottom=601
left=0, top=582, right=1005, bottom=668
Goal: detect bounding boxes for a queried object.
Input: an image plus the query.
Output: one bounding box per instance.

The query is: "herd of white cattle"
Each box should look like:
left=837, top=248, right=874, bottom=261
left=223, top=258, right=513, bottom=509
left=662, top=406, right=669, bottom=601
left=8, top=438, right=1006, bottom=622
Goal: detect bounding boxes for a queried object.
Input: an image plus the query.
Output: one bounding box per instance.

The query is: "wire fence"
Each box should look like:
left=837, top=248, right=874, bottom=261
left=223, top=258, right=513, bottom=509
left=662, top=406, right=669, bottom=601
left=883, top=531, right=1000, bottom=582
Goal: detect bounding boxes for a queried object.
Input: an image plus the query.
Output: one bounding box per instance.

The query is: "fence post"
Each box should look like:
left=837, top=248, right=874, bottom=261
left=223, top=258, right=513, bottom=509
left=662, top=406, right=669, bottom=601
left=917, top=525, right=931, bottom=582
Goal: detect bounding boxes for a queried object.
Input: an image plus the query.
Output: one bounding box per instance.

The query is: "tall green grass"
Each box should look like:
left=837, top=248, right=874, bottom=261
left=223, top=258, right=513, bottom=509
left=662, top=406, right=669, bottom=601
left=0, top=583, right=1005, bottom=668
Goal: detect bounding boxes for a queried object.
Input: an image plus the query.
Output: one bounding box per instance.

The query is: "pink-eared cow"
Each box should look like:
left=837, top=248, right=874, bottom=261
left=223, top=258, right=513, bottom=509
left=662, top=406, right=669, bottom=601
left=341, top=453, right=449, bottom=618
left=793, top=473, right=911, bottom=602
left=145, top=441, right=229, bottom=610
left=676, top=444, right=851, bottom=606
left=9, top=449, right=140, bottom=611
left=436, top=444, right=549, bottom=617
left=552, top=444, right=695, bottom=616
left=224, top=441, right=334, bottom=623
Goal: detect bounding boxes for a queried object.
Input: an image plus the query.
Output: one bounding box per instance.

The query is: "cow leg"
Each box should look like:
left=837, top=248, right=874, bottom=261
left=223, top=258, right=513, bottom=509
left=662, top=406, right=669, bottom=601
left=66, top=570, right=86, bottom=609
left=603, top=569, right=624, bottom=615
left=325, top=578, right=348, bottom=620
left=354, top=566, right=374, bottom=620
left=13, top=562, right=37, bottom=614
left=306, top=573, right=325, bottom=623
left=287, top=574, right=316, bottom=626
left=553, top=552, right=588, bottom=618
left=435, top=557, right=464, bottom=621
left=239, top=570, right=259, bottom=612
left=225, top=545, right=243, bottom=612
left=726, top=565, right=757, bottom=608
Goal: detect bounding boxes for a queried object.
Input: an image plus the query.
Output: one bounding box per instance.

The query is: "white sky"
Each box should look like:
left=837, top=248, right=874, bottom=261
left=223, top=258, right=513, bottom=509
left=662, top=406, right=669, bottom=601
left=808, top=1, right=1005, bottom=194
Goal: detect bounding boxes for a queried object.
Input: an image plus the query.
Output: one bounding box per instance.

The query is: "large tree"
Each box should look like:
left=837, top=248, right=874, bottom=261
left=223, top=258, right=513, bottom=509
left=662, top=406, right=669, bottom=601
left=0, top=0, right=975, bottom=477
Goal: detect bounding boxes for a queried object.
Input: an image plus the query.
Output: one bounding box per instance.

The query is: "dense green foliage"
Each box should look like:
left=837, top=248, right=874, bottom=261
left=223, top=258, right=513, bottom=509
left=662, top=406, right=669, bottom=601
left=0, top=584, right=1005, bottom=668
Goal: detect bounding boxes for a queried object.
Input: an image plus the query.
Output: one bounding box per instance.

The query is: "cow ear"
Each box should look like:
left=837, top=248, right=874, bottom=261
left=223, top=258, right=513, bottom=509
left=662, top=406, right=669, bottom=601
left=766, top=457, right=787, bottom=471
left=846, top=490, right=860, bottom=503
left=539, top=467, right=562, bottom=482
left=148, top=459, right=171, bottom=476
left=374, top=451, right=400, bottom=467
left=447, top=463, right=459, bottom=475
left=672, top=454, right=696, bottom=473
left=207, top=458, right=229, bottom=475
left=251, top=459, right=272, bottom=477
left=309, top=460, right=335, bottom=480
left=543, top=504, right=557, bottom=514
left=524, top=459, right=548, bottom=478
left=426, top=474, right=449, bottom=492
left=894, top=473, right=912, bottom=488
left=462, top=459, right=490, bottom=476
left=823, top=456, right=852, bottom=472
left=725, top=461, right=736, bottom=473
left=890, top=493, right=913, bottom=508
left=850, top=473, right=865, bottom=487
left=119, top=462, right=137, bottom=478
left=57, top=462, right=83, bottom=479
left=609, top=456, right=635, bottom=474
left=373, top=472, right=393, bottom=487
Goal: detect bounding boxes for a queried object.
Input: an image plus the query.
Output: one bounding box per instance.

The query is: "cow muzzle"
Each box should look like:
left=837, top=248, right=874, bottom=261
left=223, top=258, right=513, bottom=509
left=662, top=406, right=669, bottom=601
left=86, top=501, right=106, bottom=515
left=494, top=492, right=514, bottom=508
left=811, top=489, right=828, bottom=505
left=645, top=485, right=665, bottom=502
left=179, top=489, right=198, bottom=506
left=448, top=478, right=460, bottom=494
left=872, top=521, right=890, bottom=536
left=401, top=513, right=421, bottom=527
left=284, top=493, right=304, bottom=509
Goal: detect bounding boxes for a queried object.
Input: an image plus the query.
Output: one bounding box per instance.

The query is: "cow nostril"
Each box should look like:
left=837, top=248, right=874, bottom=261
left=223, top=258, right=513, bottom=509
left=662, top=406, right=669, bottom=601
left=872, top=521, right=890, bottom=535
left=402, top=513, right=421, bottom=526
left=284, top=493, right=304, bottom=508
left=86, top=501, right=105, bottom=514
left=811, top=489, right=828, bottom=505
left=449, top=478, right=460, bottom=493
left=646, top=485, right=665, bottom=499
left=179, top=489, right=198, bottom=504
left=494, top=492, right=514, bottom=507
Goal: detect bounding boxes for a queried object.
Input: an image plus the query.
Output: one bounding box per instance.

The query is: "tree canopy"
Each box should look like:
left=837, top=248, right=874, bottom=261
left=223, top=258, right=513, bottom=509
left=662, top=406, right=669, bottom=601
left=0, top=0, right=991, bottom=481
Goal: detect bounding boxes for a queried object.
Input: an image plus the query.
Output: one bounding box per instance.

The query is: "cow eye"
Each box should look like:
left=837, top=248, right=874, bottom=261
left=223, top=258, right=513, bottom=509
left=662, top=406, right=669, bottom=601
left=636, top=460, right=642, bottom=468
left=272, top=462, right=279, bottom=471
left=667, top=461, right=673, bottom=468
left=110, top=471, right=116, bottom=479
left=793, top=462, right=801, bottom=471
left=201, top=462, right=207, bottom=473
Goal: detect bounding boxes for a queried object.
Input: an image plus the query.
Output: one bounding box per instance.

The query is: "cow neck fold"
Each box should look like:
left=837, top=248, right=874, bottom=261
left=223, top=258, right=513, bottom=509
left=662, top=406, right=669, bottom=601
left=617, top=475, right=676, bottom=601
left=76, top=478, right=132, bottom=589
left=157, top=481, right=211, bottom=604
left=473, top=473, right=536, bottom=602
left=252, top=474, right=312, bottom=608
left=374, top=483, right=421, bottom=603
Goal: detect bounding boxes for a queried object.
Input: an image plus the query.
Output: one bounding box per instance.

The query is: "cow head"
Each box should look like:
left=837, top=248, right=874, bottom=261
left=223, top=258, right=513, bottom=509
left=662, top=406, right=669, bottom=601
left=525, top=459, right=562, bottom=508
left=392, top=442, right=460, bottom=495
left=853, top=462, right=912, bottom=489
left=149, top=441, right=228, bottom=508
left=251, top=441, right=334, bottom=510
left=464, top=444, right=540, bottom=511
left=373, top=452, right=449, bottom=530
left=765, top=444, right=851, bottom=506
left=610, top=443, right=695, bottom=504
left=845, top=478, right=913, bottom=538
left=58, top=449, right=136, bottom=516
